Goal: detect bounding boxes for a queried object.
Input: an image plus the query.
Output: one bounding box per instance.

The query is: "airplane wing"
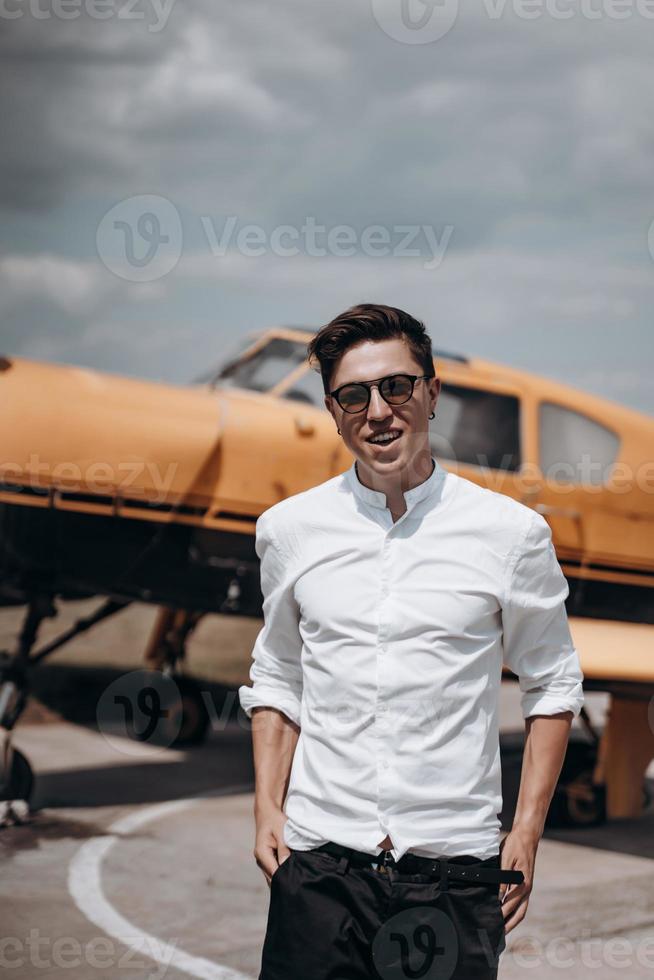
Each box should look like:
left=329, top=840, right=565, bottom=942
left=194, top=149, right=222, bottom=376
left=568, top=616, right=654, bottom=688
left=502, top=615, right=654, bottom=695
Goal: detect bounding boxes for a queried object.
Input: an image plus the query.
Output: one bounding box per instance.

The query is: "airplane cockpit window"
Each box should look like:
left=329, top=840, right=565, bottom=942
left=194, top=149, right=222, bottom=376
left=210, top=337, right=308, bottom=392
left=191, top=334, right=259, bottom=385
left=429, top=383, right=521, bottom=472
left=539, top=402, right=620, bottom=485
left=280, top=366, right=326, bottom=407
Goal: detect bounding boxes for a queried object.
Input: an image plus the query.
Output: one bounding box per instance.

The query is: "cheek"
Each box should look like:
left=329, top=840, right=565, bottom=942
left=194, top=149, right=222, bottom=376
left=344, top=420, right=366, bottom=440
left=406, top=403, right=429, bottom=429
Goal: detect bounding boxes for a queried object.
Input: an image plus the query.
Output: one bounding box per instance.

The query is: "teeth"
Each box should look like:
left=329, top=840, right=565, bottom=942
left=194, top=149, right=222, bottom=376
left=370, top=431, right=400, bottom=444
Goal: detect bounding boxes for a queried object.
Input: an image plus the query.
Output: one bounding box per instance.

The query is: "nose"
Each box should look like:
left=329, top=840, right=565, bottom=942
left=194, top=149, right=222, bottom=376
left=367, top=384, right=393, bottom=422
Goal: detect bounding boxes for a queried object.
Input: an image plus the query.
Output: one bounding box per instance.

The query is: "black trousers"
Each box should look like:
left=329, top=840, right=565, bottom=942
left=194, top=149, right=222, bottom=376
left=259, top=846, right=507, bottom=980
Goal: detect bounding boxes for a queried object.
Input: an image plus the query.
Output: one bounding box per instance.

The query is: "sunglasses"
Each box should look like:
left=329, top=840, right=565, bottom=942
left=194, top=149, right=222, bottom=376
left=329, top=373, right=433, bottom=414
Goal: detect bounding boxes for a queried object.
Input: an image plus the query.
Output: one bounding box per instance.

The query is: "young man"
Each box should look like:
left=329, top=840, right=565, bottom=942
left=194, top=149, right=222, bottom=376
left=239, top=303, right=584, bottom=980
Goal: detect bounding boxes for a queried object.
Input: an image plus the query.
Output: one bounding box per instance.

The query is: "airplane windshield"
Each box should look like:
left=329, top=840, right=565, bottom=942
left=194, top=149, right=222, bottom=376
left=196, top=337, right=309, bottom=391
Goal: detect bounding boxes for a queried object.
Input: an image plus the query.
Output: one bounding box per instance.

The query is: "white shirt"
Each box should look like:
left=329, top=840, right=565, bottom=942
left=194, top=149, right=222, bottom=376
left=238, top=456, right=584, bottom=862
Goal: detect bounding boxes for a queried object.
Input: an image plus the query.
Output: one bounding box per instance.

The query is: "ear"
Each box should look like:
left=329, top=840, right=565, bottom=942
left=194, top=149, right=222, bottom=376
left=324, top=394, right=336, bottom=422
left=429, top=376, right=441, bottom=412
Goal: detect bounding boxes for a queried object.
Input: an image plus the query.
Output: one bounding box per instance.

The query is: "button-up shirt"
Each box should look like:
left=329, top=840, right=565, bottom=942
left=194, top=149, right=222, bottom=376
left=238, top=456, right=584, bottom=862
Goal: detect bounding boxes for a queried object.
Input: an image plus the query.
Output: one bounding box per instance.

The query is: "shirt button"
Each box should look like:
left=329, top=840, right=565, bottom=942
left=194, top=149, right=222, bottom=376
left=382, top=761, right=389, bottom=769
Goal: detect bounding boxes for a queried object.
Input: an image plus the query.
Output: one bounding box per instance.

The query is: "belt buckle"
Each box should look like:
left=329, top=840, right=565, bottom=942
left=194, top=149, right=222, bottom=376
left=376, top=849, right=394, bottom=874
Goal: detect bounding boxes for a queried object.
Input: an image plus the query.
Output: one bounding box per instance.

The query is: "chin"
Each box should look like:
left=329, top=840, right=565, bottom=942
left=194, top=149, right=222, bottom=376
left=360, top=447, right=406, bottom=469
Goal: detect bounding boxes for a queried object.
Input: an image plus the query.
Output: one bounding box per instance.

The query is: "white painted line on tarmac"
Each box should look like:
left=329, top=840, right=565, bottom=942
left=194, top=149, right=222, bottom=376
left=68, top=788, right=255, bottom=980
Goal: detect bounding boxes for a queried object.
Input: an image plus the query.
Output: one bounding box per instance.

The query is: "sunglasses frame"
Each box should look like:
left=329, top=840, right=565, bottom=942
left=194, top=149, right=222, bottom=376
left=329, top=372, right=434, bottom=414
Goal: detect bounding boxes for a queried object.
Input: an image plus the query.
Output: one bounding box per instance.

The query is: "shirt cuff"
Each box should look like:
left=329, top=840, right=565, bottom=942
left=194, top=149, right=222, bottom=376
left=521, top=686, right=584, bottom=720
left=238, top=685, right=302, bottom=728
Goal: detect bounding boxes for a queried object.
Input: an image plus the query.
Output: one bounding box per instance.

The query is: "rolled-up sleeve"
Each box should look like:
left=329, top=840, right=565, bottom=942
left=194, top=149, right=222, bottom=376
left=501, top=511, right=584, bottom=720
left=238, top=511, right=303, bottom=727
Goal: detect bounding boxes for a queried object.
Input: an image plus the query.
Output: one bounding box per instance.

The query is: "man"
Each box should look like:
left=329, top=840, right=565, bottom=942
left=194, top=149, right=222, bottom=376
left=238, top=303, right=584, bottom=980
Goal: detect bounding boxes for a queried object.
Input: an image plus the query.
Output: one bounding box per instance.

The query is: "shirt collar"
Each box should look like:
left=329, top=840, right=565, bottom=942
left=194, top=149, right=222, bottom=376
left=345, top=455, right=445, bottom=512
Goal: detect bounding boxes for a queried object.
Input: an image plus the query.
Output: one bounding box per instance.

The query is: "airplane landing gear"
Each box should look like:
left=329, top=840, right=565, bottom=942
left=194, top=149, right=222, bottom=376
left=546, top=702, right=653, bottom=828
left=0, top=594, right=133, bottom=825
left=165, top=674, right=210, bottom=747
left=547, top=739, right=607, bottom=827
left=145, top=607, right=210, bottom=746
left=1, top=747, right=33, bottom=804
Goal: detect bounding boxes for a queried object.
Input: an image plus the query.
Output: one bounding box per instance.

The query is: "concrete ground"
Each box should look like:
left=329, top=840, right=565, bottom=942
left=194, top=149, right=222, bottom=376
left=1, top=599, right=653, bottom=980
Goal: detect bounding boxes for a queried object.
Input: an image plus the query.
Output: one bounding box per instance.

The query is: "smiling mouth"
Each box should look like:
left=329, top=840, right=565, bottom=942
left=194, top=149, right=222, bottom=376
left=367, top=429, right=402, bottom=446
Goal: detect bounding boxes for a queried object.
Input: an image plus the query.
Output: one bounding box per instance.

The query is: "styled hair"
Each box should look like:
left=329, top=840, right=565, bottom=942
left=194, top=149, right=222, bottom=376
left=307, top=303, right=435, bottom=395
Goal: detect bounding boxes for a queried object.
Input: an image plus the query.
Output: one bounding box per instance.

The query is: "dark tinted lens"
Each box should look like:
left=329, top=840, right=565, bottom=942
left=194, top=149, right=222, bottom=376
left=338, top=383, right=369, bottom=412
left=380, top=375, right=413, bottom=403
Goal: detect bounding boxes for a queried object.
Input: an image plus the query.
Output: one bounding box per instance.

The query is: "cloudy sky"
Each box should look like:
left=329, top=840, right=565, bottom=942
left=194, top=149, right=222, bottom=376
left=1, top=0, right=652, bottom=414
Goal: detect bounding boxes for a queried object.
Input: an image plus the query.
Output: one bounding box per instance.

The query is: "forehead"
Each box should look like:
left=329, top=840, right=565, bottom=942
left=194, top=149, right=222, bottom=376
left=331, top=338, right=423, bottom=387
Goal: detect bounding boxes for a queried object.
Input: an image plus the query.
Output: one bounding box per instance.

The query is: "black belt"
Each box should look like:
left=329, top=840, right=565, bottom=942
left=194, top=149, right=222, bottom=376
left=312, top=841, right=524, bottom=886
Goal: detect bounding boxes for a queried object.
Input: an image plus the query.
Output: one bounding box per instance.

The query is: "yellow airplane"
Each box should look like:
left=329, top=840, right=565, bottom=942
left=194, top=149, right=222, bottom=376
left=0, top=329, right=652, bottom=827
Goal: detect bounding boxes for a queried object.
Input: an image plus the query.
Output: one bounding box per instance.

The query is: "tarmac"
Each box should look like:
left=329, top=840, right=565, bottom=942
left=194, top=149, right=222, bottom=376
left=1, top=601, right=654, bottom=979
left=0, top=600, right=654, bottom=980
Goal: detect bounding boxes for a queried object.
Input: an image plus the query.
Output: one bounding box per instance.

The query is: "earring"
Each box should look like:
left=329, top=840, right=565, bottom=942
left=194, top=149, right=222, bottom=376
left=337, top=427, right=341, bottom=434
left=428, top=411, right=435, bottom=420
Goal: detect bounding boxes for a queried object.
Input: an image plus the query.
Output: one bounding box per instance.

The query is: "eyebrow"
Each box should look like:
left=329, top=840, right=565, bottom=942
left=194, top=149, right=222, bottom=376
left=334, top=371, right=414, bottom=388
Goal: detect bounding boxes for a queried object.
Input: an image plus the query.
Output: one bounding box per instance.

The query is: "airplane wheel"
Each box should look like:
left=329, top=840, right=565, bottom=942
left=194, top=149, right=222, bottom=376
left=1, top=748, right=33, bottom=803
left=168, top=676, right=209, bottom=747
left=560, top=772, right=606, bottom=827
left=546, top=741, right=606, bottom=828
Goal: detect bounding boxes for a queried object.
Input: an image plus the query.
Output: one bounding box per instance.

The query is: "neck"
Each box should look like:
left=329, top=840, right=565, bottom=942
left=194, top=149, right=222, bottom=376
left=355, top=453, right=434, bottom=514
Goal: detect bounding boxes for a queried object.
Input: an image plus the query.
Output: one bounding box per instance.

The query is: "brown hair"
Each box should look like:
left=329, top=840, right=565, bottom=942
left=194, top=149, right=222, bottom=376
left=307, top=303, right=436, bottom=395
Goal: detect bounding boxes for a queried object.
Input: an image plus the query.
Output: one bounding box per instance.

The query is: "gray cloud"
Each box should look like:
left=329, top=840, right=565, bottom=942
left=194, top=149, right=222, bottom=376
left=0, top=0, right=652, bottom=413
